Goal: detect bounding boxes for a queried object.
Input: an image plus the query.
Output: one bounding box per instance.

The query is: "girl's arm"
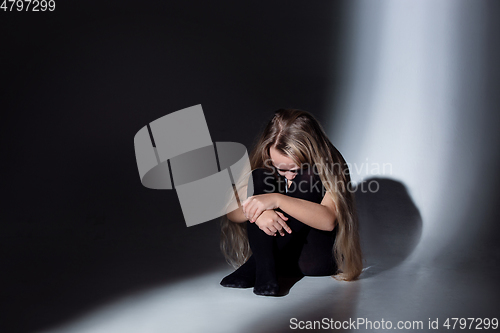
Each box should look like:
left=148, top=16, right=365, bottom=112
left=242, top=192, right=337, bottom=232
left=226, top=184, right=292, bottom=235
left=277, top=192, right=336, bottom=231
left=227, top=205, right=291, bottom=235
left=226, top=205, right=248, bottom=223
left=226, top=184, right=250, bottom=223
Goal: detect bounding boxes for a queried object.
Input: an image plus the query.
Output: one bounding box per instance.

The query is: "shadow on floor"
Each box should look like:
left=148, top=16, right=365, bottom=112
left=355, top=177, right=422, bottom=278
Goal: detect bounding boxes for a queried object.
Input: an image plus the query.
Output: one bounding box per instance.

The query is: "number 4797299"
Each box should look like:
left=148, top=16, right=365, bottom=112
left=1, top=0, right=56, bottom=11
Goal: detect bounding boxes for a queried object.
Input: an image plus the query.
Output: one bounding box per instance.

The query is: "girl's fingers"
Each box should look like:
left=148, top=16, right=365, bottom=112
left=268, top=225, right=278, bottom=234
left=249, top=205, right=259, bottom=222
left=276, top=211, right=288, bottom=220
left=278, top=220, right=292, bottom=234
left=246, top=206, right=254, bottom=221
left=275, top=224, right=285, bottom=236
left=245, top=200, right=263, bottom=222
left=241, top=198, right=252, bottom=215
left=251, top=210, right=262, bottom=223
left=275, top=212, right=291, bottom=233
left=241, top=204, right=247, bottom=218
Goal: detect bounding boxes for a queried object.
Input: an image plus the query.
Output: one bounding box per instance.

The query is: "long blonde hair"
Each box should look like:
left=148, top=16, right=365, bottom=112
left=220, top=109, right=363, bottom=281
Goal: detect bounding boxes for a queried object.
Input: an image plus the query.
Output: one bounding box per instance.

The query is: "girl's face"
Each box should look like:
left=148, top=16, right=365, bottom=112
left=269, top=146, right=300, bottom=180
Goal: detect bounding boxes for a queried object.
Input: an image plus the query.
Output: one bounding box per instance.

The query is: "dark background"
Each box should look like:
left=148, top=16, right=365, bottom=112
left=2, top=1, right=500, bottom=332
left=0, top=1, right=348, bottom=332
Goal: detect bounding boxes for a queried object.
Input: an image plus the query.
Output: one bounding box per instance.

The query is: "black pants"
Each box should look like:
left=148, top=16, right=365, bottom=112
left=246, top=168, right=337, bottom=277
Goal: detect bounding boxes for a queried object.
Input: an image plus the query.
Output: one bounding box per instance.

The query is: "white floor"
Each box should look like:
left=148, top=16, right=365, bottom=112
left=38, top=253, right=499, bottom=333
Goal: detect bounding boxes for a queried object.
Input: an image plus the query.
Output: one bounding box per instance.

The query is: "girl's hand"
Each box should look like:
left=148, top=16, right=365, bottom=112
left=242, top=193, right=280, bottom=223
left=254, top=210, right=292, bottom=236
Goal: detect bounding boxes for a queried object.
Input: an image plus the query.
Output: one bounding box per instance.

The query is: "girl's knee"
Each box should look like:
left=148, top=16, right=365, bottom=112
left=249, top=168, right=279, bottom=195
left=287, top=174, right=324, bottom=202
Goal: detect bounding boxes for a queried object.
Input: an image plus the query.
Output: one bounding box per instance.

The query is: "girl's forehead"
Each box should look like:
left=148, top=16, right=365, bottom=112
left=269, top=147, right=299, bottom=167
